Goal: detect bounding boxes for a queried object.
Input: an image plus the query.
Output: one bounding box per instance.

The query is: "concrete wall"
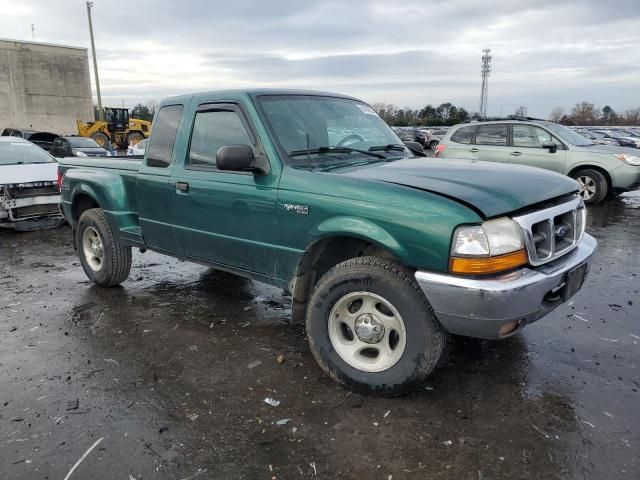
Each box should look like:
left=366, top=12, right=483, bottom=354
left=0, top=39, right=94, bottom=134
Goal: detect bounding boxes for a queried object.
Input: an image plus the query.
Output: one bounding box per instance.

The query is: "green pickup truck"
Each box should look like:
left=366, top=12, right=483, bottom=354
left=58, top=89, right=597, bottom=395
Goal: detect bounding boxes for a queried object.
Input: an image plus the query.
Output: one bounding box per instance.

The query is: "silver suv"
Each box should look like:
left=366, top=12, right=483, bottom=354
left=436, top=119, right=640, bottom=204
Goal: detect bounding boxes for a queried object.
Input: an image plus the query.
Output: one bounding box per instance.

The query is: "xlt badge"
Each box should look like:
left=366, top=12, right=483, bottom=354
left=283, top=203, right=309, bottom=215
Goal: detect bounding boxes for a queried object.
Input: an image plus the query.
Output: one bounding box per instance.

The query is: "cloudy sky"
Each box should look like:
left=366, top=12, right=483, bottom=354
left=1, top=0, right=639, bottom=117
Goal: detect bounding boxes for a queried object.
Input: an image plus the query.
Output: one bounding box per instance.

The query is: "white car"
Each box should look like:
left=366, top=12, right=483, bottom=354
left=0, top=137, right=64, bottom=230
left=129, top=138, right=148, bottom=156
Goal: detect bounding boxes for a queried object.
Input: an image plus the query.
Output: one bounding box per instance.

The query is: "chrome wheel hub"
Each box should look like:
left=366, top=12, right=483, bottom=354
left=328, top=291, right=406, bottom=373
left=354, top=313, right=385, bottom=344
left=577, top=175, right=596, bottom=201
left=82, top=226, right=104, bottom=272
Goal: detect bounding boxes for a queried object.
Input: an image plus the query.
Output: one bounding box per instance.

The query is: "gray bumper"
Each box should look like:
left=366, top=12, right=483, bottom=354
left=415, top=234, right=597, bottom=340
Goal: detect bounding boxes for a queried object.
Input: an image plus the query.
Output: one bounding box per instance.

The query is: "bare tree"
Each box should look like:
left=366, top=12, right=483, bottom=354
left=514, top=106, right=528, bottom=117
left=371, top=102, right=386, bottom=114
left=548, top=107, right=565, bottom=123
left=622, top=108, right=640, bottom=125
left=571, top=101, right=598, bottom=125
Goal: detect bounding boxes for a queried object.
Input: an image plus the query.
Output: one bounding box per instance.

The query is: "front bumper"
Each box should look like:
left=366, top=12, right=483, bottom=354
left=415, top=233, right=597, bottom=340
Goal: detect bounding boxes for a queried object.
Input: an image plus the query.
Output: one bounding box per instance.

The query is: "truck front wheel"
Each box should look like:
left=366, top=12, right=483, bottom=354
left=76, top=208, right=132, bottom=287
left=306, top=256, right=446, bottom=395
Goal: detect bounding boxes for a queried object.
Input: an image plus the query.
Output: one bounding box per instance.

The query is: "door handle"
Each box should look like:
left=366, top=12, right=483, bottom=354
left=510, top=151, right=522, bottom=157
left=469, top=148, right=479, bottom=153
left=175, top=182, right=189, bottom=192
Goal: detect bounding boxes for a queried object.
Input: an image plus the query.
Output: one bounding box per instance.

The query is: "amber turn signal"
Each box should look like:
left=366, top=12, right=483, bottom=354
left=449, top=249, right=528, bottom=275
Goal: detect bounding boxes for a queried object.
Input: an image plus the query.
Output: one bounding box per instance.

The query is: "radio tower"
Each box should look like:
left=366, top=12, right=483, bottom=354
left=479, top=48, right=492, bottom=118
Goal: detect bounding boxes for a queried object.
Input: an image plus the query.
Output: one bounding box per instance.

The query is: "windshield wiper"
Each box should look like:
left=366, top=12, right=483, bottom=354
left=368, top=144, right=407, bottom=152
left=289, top=146, right=385, bottom=159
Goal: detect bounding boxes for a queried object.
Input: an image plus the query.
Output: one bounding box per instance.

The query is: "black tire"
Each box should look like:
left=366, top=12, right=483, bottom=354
left=91, top=132, right=110, bottom=148
left=429, top=140, right=438, bottom=151
left=76, top=208, right=131, bottom=287
left=306, top=256, right=446, bottom=396
left=571, top=168, right=608, bottom=204
left=127, top=132, right=144, bottom=145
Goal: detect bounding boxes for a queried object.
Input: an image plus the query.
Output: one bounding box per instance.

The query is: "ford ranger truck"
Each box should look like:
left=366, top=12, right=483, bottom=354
left=58, top=90, right=597, bottom=395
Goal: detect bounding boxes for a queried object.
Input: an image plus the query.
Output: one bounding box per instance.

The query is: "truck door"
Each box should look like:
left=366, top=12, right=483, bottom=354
left=508, top=124, right=567, bottom=174
left=136, top=104, right=185, bottom=253
left=169, top=103, right=279, bottom=277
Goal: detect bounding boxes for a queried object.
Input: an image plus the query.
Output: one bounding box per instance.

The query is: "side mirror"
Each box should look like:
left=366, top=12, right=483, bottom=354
left=403, top=141, right=427, bottom=157
left=542, top=141, right=558, bottom=153
left=216, top=145, right=270, bottom=175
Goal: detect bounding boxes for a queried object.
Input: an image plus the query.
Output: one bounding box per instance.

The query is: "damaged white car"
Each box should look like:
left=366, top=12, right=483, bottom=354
left=0, top=137, right=65, bottom=231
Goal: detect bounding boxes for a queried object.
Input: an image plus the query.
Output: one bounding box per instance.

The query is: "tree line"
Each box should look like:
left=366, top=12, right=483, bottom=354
left=548, top=102, right=640, bottom=126
left=372, top=102, right=470, bottom=127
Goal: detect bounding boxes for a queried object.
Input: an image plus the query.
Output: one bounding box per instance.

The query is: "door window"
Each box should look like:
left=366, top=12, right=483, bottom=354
left=450, top=125, right=476, bottom=144
left=187, top=109, right=253, bottom=169
left=474, top=125, right=508, bottom=146
left=146, top=104, right=183, bottom=168
left=513, top=125, right=555, bottom=148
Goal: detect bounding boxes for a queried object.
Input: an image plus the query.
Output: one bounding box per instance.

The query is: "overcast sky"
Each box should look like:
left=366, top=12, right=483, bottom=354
left=1, top=0, right=639, bottom=117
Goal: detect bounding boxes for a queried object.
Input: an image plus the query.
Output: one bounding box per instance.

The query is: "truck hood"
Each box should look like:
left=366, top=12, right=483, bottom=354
left=341, top=157, right=578, bottom=218
left=0, top=162, right=58, bottom=185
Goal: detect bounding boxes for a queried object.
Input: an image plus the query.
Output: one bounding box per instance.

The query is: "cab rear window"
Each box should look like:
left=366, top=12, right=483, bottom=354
left=146, top=105, right=183, bottom=168
left=450, top=125, right=476, bottom=144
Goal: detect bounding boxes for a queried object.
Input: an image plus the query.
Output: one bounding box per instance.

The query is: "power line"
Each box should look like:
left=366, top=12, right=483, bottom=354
left=479, top=48, right=492, bottom=119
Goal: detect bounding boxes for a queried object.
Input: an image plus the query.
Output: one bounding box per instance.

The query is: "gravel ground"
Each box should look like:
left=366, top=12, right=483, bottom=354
left=0, top=192, right=638, bottom=479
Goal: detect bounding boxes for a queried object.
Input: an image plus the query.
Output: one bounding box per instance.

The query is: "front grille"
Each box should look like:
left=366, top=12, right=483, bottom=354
left=513, top=196, right=585, bottom=266
left=9, top=184, right=59, bottom=198
left=13, top=204, right=60, bottom=219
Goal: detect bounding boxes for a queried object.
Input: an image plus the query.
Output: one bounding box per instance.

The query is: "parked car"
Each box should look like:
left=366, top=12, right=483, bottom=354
left=592, top=130, right=639, bottom=149
left=1, top=128, right=59, bottom=152
left=130, top=138, right=147, bottom=156
left=0, top=137, right=64, bottom=230
left=573, top=129, right=619, bottom=146
left=58, top=89, right=596, bottom=395
left=436, top=119, right=640, bottom=204
left=391, top=127, right=416, bottom=142
left=50, top=136, right=108, bottom=158
left=424, top=128, right=449, bottom=150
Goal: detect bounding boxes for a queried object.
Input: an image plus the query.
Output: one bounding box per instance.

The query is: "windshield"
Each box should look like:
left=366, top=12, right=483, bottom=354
left=544, top=123, right=593, bottom=146
left=67, top=137, right=100, bottom=148
left=0, top=141, right=55, bottom=165
left=257, top=95, right=410, bottom=167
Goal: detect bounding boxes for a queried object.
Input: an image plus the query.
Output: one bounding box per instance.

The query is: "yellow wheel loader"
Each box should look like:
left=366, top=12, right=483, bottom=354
left=76, top=107, right=151, bottom=149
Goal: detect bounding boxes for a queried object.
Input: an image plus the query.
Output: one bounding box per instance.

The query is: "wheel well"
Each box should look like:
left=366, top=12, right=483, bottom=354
left=290, top=236, right=399, bottom=324
left=72, top=194, right=99, bottom=224
left=568, top=165, right=612, bottom=192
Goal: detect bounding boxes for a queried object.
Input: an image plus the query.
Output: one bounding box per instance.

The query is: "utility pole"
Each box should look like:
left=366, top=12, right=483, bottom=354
left=31, top=24, right=35, bottom=41
left=479, top=48, right=492, bottom=119
left=86, top=1, right=103, bottom=121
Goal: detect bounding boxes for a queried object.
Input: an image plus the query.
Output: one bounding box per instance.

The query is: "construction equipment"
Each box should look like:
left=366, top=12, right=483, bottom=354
left=76, top=107, right=151, bottom=148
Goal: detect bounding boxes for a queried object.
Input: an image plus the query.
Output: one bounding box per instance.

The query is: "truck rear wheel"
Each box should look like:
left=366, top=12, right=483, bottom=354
left=306, top=256, right=446, bottom=396
left=76, top=208, right=131, bottom=287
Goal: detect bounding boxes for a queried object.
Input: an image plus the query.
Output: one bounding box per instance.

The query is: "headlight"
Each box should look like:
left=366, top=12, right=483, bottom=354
left=75, top=151, right=88, bottom=157
left=450, top=218, right=527, bottom=274
left=615, top=153, right=640, bottom=166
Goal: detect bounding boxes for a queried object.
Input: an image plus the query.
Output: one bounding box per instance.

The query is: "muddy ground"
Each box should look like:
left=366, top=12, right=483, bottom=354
left=1, top=193, right=639, bottom=480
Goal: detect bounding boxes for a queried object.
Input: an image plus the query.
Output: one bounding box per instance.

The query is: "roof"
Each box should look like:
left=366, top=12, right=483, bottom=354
left=0, top=136, right=29, bottom=143
left=0, top=38, right=87, bottom=51
left=462, top=116, right=548, bottom=124
left=162, top=88, right=361, bottom=105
